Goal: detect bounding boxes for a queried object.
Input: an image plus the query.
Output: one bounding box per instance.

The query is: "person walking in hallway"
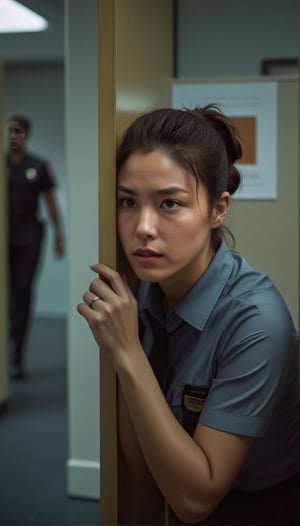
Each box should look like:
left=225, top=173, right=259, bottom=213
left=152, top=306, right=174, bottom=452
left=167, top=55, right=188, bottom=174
left=6, top=115, right=64, bottom=380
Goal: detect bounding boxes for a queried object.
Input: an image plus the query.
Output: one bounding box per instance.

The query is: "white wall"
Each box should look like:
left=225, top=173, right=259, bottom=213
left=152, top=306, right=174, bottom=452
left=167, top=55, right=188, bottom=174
left=65, top=0, right=100, bottom=499
left=3, top=62, right=68, bottom=317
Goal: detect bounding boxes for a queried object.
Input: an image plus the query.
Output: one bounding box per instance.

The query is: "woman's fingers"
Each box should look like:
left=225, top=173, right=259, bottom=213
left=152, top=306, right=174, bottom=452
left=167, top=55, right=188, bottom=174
left=90, top=263, right=130, bottom=298
left=77, top=265, right=139, bottom=358
left=77, top=263, right=135, bottom=325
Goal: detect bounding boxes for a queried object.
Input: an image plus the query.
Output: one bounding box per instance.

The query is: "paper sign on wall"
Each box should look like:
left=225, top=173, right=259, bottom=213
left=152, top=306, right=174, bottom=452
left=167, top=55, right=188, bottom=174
left=172, top=82, right=278, bottom=200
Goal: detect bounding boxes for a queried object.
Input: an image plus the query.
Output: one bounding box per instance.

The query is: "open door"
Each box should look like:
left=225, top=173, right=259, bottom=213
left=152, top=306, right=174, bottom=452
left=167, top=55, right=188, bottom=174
left=98, top=0, right=173, bottom=523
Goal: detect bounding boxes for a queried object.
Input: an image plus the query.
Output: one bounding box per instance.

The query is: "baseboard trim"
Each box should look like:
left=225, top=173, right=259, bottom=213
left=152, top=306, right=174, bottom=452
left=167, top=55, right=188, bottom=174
left=66, top=458, right=100, bottom=500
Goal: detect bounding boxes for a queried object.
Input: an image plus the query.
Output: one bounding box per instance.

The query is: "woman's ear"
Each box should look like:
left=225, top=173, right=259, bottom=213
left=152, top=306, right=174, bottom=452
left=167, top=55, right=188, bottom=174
left=211, top=192, right=230, bottom=229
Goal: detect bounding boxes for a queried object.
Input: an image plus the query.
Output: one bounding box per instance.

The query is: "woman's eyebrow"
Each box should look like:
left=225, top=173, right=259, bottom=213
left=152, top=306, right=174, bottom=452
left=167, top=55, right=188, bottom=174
left=117, top=185, right=189, bottom=196
left=117, top=185, right=137, bottom=195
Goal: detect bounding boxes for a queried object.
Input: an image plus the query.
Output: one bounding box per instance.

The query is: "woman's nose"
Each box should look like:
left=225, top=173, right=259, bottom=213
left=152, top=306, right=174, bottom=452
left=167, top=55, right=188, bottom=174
left=135, top=208, right=157, bottom=238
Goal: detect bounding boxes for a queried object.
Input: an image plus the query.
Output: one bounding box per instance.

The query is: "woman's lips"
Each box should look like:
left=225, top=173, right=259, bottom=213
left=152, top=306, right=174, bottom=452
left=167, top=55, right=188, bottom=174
left=133, top=249, right=162, bottom=264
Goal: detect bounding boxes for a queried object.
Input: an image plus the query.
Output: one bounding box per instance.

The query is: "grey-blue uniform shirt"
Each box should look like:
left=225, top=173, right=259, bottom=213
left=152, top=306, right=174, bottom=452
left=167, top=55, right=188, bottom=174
left=137, top=239, right=300, bottom=491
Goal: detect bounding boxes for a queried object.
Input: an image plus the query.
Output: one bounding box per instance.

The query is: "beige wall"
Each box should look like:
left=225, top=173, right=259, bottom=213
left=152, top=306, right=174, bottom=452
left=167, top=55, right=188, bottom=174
left=232, top=80, right=299, bottom=330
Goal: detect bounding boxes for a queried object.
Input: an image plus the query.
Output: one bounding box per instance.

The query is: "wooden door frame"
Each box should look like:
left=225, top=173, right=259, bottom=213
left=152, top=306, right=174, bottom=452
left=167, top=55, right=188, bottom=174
left=98, top=1, right=174, bottom=522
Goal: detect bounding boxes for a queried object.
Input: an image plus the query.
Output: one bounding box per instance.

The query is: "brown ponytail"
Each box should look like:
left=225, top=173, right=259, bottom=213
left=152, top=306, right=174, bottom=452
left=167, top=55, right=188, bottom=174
left=189, top=105, right=242, bottom=196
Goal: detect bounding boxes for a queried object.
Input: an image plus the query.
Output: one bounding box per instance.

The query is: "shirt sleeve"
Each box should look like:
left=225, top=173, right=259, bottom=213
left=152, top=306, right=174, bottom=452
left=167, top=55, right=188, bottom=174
left=199, top=291, right=298, bottom=437
left=40, top=161, right=56, bottom=192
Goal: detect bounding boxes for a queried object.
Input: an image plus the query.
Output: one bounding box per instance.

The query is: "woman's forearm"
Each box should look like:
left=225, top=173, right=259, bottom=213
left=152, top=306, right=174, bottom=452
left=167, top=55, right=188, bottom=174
left=116, top=346, right=214, bottom=523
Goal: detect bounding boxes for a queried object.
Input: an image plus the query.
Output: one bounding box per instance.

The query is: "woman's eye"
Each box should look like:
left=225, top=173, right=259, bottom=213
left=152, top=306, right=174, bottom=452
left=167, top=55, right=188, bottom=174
left=162, top=199, right=180, bottom=210
left=119, top=197, right=136, bottom=208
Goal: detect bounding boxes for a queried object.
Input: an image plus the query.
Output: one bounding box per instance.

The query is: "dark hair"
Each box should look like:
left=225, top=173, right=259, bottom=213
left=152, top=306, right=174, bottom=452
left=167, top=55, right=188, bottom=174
left=116, top=104, right=242, bottom=247
left=9, top=115, right=32, bottom=135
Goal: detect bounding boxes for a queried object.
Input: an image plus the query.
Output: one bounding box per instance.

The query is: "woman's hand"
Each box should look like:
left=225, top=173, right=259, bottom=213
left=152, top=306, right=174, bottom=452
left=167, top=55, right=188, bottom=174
left=77, top=263, right=141, bottom=367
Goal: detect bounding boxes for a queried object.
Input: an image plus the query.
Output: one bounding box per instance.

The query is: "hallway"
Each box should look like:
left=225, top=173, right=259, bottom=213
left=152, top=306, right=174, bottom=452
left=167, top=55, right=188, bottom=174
left=0, top=318, right=99, bottom=526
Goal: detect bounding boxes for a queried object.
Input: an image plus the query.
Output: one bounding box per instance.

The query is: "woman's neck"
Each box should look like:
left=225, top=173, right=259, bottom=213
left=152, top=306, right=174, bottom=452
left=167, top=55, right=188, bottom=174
left=161, top=244, right=216, bottom=315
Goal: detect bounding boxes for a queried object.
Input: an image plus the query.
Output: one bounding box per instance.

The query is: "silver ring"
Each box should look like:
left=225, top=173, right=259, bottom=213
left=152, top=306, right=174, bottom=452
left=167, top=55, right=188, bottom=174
left=87, top=296, right=101, bottom=308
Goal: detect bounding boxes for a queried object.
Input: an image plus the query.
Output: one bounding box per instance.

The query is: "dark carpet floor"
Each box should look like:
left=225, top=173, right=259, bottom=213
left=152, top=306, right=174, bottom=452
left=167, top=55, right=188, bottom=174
left=0, top=318, right=99, bottom=526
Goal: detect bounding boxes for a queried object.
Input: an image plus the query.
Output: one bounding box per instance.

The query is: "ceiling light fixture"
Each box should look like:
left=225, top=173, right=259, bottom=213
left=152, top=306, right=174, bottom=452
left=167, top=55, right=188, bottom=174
left=0, top=0, right=48, bottom=33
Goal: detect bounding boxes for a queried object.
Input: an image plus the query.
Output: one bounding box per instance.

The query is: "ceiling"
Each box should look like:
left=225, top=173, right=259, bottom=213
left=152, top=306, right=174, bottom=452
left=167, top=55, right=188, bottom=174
left=0, top=0, right=64, bottom=63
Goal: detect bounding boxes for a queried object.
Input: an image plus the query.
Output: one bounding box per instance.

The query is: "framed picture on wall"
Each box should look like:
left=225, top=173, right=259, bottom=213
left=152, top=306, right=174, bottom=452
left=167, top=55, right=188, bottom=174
left=172, top=81, right=278, bottom=200
left=261, top=58, right=299, bottom=76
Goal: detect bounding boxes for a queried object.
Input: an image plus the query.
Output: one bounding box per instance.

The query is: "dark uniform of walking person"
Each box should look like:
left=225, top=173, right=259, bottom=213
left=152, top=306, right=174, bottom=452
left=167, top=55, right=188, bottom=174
left=6, top=115, right=64, bottom=380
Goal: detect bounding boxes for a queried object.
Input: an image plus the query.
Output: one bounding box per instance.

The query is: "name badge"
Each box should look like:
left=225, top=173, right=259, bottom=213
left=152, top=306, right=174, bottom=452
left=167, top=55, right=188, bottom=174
left=182, top=384, right=209, bottom=435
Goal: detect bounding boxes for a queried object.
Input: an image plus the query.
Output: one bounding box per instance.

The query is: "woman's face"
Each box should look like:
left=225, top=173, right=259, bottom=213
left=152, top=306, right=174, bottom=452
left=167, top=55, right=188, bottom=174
left=117, top=151, right=228, bottom=299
